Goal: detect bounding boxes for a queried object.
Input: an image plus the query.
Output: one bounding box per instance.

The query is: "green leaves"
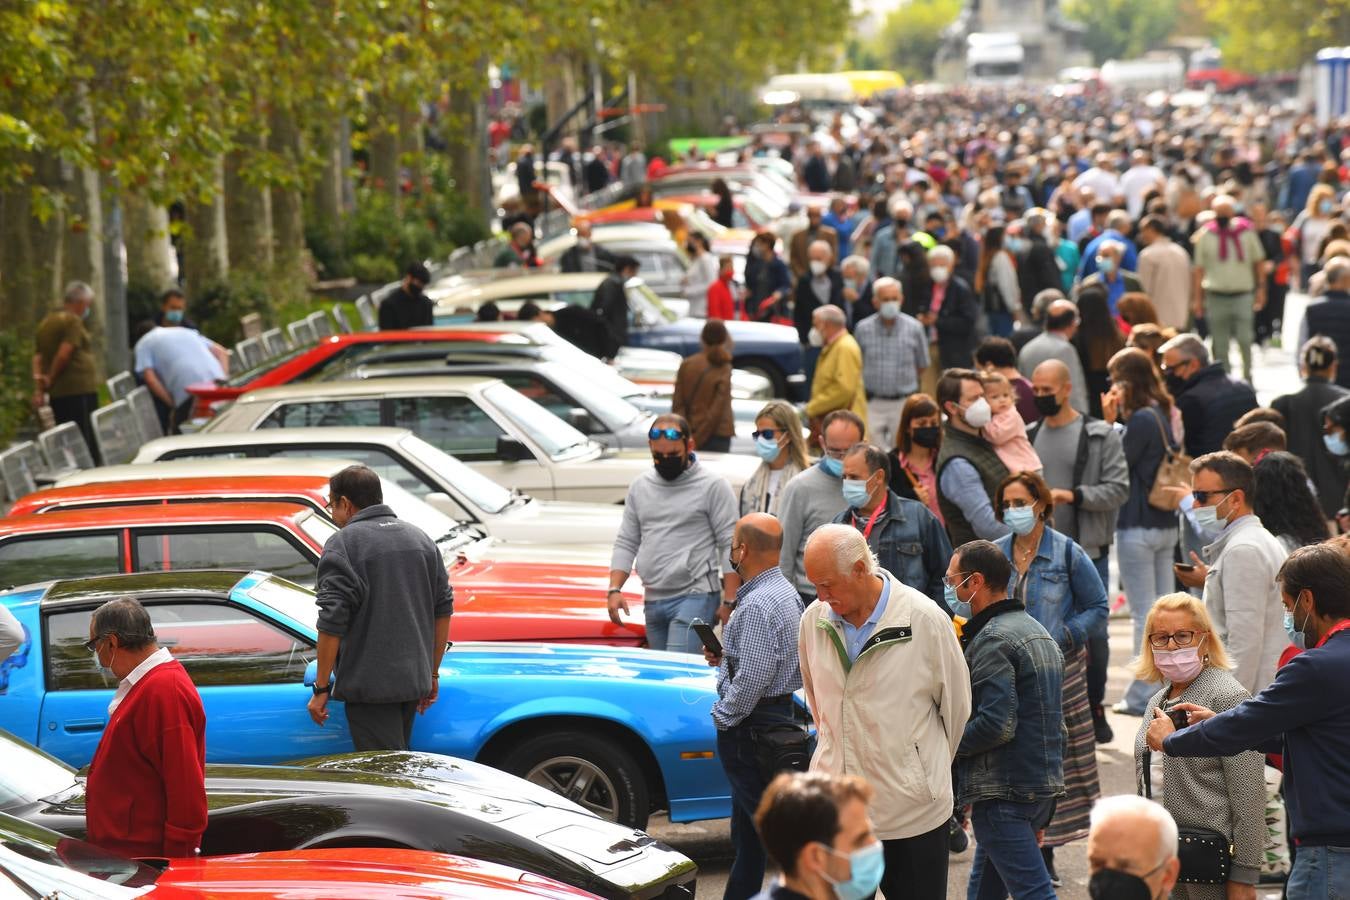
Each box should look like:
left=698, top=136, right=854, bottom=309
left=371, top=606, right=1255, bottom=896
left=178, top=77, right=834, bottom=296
left=1064, top=0, right=1181, bottom=65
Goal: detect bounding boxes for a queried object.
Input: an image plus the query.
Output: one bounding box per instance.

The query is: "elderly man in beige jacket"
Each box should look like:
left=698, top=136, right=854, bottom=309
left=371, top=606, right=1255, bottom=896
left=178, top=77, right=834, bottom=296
left=798, top=523, right=971, bottom=900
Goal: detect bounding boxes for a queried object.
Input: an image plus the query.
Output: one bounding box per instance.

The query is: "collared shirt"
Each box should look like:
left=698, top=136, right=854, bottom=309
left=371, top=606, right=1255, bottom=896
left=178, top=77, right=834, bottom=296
left=828, top=577, right=891, bottom=661
left=855, top=311, right=929, bottom=396
left=713, top=567, right=804, bottom=728
left=108, top=647, right=173, bottom=714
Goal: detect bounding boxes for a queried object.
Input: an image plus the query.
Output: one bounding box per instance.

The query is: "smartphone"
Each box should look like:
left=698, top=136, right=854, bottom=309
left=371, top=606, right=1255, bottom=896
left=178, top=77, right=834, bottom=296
left=1174, top=563, right=1196, bottom=573
left=691, top=619, right=722, bottom=656
left=1164, top=704, right=1189, bottom=729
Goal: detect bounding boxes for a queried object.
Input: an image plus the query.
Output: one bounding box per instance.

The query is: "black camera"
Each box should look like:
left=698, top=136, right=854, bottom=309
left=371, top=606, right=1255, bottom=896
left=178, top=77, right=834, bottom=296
left=1165, top=707, right=1189, bottom=730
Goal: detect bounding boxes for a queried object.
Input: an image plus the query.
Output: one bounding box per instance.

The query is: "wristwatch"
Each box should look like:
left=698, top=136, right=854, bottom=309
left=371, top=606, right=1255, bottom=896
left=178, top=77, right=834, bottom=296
left=312, top=682, right=331, bottom=696
left=607, top=588, right=623, bottom=596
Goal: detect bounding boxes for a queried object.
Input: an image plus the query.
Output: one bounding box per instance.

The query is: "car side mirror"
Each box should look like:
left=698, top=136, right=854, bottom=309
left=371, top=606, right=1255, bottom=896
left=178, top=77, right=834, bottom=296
left=303, top=659, right=317, bottom=687
left=496, top=436, right=535, bottom=462
left=566, top=407, right=596, bottom=432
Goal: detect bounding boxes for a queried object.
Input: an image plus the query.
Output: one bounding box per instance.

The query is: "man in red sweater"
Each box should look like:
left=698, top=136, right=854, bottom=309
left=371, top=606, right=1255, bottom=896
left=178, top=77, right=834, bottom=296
left=85, top=597, right=207, bottom=858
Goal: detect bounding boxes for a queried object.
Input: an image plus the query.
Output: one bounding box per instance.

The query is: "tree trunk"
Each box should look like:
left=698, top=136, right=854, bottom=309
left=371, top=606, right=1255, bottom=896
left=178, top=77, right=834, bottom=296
left=269, top=106, right=306, bottom=291
left=183, top=154, right=229, bottom=295
left=368, top=92, right=402, bottom=215
left=310, top=121, right=345, bottom=227
left=224, top=130, right=273, bottom=273
left=0, top=151, right=67, bottom=334
left=446, top=65, right=493, bottom=223
left=399, top=103, right=424, bottom=196
left=122, top=192, right=176, bottom=294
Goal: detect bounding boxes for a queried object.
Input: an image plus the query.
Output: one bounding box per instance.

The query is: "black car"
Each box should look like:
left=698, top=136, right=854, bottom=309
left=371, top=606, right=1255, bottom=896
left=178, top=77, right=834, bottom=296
left=1, top=730, right=696, bottom=900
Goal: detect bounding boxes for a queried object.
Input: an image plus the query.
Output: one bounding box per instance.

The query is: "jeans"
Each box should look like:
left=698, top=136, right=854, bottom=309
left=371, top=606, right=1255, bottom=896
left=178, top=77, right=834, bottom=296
left=1088, top=550, right=1111, bottom=709
left=1116, top=526, right=1177, bottom=712
left=967, top=798, right=1058, bottom=900
left=1285, top=844, right=1350, bottom=900
left=1205, top=290, right=1255, bottom=382
left=987, top=310, right=1014, bottom=338
left=645, top=591, right=719, bottom=653
left=880, top=821, right=948, bottom=900
left=717, top=698, right=796, bottom=900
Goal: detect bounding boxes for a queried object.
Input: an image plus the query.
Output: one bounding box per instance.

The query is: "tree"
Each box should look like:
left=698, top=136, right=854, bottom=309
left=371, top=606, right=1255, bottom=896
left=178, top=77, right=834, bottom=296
left=1198, top=0, right=1350, bottom=72
left=1064, top=0, right=1181, bottom=64
left=868, top=0, right=963, bottom=83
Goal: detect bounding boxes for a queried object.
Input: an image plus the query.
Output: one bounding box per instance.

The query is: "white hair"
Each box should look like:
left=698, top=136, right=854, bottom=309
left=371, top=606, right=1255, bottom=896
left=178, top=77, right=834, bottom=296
left=928, top=245, right=955, bottom=263
left=814, top=304, right=846, bottom=327
left=873, top=276, right=902, bottom=298
left=1211, top=194, right=1237, bottom=213
left=805, top=523, right=880, bottom=577
left=1325, top=255, right=1350, bottom=287
left=809, top=239, right=834, bottom=260
left=1091, top=795, right=1178, bottom=867
left=64, top=281, right=94, bottom=303
left=887, top=192, right=914, bottom=221
left=1099, top=239, right=1126, bottom=257
left=842, top=255, right=870, bottom=278
left=1158, top=332, right=1210, bottom=365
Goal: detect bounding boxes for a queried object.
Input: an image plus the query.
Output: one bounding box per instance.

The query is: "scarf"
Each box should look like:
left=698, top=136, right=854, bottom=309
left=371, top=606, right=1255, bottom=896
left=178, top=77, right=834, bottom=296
left=1205, top=217, right=1251, bottom=262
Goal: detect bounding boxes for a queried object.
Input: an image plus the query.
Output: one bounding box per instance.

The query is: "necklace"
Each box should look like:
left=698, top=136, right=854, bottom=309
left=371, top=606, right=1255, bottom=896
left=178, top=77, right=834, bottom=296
left=1014, top=526, right=1042, bottom=563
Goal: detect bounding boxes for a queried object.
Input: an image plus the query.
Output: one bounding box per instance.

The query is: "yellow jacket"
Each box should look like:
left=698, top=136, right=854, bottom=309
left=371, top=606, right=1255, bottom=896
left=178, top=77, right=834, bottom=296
left=805, top=332, right=868, bottom=426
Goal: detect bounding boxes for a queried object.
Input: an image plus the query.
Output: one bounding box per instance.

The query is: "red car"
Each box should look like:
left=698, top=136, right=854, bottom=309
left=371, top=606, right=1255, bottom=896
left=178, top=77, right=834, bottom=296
left=0, top=499, right=644, bottom=645
left=6, top=816, right=602, bottom=900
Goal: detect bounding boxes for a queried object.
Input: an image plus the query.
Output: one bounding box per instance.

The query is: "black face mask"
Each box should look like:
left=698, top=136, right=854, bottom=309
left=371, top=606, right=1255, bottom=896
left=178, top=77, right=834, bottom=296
left=1165, top=373, right=1187, bottom=395
left=1088, top=868, right=1155, bottom=900
left=409, top=283, right=424, bottom=296
left=912, top=426, right=941, bottom=449
left=1033, top=394, right=1062, bottom=417
left=1214, top=215, right=1231, bottom=229
left=654, top=454, right=688, bottom=481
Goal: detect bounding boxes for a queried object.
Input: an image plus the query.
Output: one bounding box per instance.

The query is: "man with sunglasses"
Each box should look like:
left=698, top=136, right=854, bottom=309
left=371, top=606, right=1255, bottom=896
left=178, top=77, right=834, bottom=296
left=609, top=414, right=739, bottom=651
left=1182, top=452, right=1288, bottom=697
left=84, top=597, right=206, bottom=859
left=377, top=262, right=433, bottom=330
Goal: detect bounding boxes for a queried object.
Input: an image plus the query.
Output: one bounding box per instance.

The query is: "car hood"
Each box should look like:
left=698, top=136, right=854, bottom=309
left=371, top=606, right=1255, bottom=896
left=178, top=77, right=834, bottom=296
left=493, top=499, right=625, bottom=545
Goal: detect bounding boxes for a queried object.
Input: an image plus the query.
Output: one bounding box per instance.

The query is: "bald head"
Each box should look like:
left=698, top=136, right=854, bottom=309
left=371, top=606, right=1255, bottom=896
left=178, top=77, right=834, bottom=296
left=1045, top=299, right=1079, bottom=334
left=1088, top=796, right=1181, bottom=896
left=1031, top=359, right=1073, bottom=415
left=732, top=513, right=783, bottom=580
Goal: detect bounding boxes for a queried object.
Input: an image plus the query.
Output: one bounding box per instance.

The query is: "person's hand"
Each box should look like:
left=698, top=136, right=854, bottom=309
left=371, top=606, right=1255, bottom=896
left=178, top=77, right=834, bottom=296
left=918, top=312, right=936, bottom=327
left=702, top=647, right=722, bottom=668
left=606, top=589, right=629, bottom=626
left=842, top=285, right=859, bottom=302
left=1226, top=881, right=1257, bottom=900
left=913, top=482, right=931, bottom=506
left=1171, top=702, right=1217, bottom=723
left=716, top=602, right=732, bottom=627
left=1146, top=707, right=1175, bottom=752
left=1050, top=488, right=1075, bottom=506
left=307, top=691, right=330, bottom=727
left=1100, top=386, right=1119, bottom=424
left=1191, top=298, right=1206, bottom=320
left=1253, top=289, right=1267, bottom=313
left=30, top=389, right=46, bottom=412
left=418, top=676, right=439, bottom=714
left=1174, top=551, right=1208, bottom=588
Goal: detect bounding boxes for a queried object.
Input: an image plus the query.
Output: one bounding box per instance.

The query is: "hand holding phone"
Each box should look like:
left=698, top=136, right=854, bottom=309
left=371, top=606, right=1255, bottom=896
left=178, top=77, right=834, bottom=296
left=691, top=619, right=722, bottom=657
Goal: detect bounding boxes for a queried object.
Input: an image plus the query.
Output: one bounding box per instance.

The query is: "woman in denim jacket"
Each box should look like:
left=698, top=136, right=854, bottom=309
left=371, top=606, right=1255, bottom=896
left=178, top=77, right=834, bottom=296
left=994, top=471, right=1108, bottom=885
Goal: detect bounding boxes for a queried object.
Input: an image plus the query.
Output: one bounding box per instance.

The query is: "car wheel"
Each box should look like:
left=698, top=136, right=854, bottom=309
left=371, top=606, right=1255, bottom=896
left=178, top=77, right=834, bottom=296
left=735, top=356, right=788, bottom=397
left=500, top=732, right=650, bottom=828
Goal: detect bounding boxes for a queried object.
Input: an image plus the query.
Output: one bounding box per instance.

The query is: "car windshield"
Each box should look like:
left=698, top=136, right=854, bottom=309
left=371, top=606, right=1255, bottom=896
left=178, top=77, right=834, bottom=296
left=0, top=732, right=76, bottom=809
left=375, top=478, right=477, bottom=541
left=246, top=576, right=321, bottom=633
left=624, top=280, right=680, bottom=325
left=295, top=510, right=338, bottom=549
left=221, top=344, right=310, bottom=388
left=482, top=383, right=594, bottom=460
left=397, top=434, right=516, bottom=514
left=534, top=362, right=646, bottom=429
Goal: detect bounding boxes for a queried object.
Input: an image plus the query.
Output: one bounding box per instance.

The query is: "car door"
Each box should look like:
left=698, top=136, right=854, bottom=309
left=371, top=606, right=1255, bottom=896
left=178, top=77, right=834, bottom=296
left=37, top=598, right=349, bottom=768
left=130, top=526, right=320, bottom=588
left=386, top=395, right=554, bottom=498
left=0, top=533, right=124, bottom=591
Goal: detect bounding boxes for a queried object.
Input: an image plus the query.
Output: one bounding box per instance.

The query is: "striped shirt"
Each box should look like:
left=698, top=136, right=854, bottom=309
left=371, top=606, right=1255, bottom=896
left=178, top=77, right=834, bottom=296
left=854, top=311, right=929, bottom=397
left=713, top=567, right=805, bottom=729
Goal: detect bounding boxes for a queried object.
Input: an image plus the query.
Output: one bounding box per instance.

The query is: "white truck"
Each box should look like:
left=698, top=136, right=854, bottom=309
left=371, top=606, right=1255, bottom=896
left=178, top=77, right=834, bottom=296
left=967, top=32, right=1025, bottom=85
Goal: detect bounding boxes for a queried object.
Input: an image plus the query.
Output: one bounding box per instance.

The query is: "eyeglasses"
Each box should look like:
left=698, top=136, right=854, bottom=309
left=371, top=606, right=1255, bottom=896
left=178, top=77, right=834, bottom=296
left=751, top=428, right=779, bottom=440
left=1191, top=488, right=1234, bottom=504
left=822, top=446, right=850, bottom=460
left=941, top=572, right=973, bottom=589
left=83, top=633, right=108, bottom=652
left=649, top=427, right=687, bottom=441
left=1149, top=630, right=1205, bottom=649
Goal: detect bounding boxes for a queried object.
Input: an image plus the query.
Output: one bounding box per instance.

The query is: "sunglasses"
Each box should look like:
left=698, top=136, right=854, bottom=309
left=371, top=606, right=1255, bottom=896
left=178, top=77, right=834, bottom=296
left=751, top=428, right=779, bottom=440
left=82, top=633, right=108, bottom=652
left=1191, top=488, right=1234, bottom=504
left=648, top=427, right=686, bottom=441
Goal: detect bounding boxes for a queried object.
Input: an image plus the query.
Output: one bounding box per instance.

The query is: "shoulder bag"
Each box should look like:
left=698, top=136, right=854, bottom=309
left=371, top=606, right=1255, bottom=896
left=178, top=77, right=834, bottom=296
left=1145, top=406, right=1191, bottom=512
left=1142, top=747, right=1233, bottom=884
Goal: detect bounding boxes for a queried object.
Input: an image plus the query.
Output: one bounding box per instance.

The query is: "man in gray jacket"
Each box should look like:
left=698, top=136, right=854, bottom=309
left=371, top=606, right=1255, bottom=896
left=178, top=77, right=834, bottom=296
left=309, top=465, right=454, bottom=751
left=1018, top=300, right=1088, bottom=415
left=608, top=414, right=739, bottom=652
left=1029, top=359, right=1127, bottom=744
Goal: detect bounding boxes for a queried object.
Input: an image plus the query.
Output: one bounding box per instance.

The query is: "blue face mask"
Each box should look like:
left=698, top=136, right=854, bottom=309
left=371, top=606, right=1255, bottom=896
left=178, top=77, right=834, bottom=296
left=1192, top=503, right=1221, bottom=531
left=165, top=308, right=184, bottom=324
left=1284, top=599, right=1311, bottom=650
left=1003, top=506, right=1038, bottom=535
left=842, top=478, right=871, bottom=508
left=944, top=572, right=975, bottom=619
left=821, top=456, right=844, bottom=478
left=81, top=305, right=92, bottom=320
left=755, top=436, right=782, bottom=462
left=1325, top=432, right=1349, bottom=457
left=820, top=841, right=885, bottom=900
left=1097, top=256, right=1117, bottom=275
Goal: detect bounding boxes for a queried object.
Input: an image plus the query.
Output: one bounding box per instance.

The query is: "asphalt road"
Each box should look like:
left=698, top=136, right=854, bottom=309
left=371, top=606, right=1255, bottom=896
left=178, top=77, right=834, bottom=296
left=648, top=296, right=1313, bottom=898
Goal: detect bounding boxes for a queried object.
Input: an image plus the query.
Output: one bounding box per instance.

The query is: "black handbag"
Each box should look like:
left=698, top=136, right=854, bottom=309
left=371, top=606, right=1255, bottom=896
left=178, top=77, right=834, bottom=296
left=750, top=722, right=811, bottom=779
left=1142, top=748, right=1233, bottom=884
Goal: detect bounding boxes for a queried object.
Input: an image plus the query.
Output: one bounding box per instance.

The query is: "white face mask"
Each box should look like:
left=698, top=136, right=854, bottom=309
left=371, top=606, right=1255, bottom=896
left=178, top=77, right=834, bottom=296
left=930, top=266, right=950, bottom=284
left=879, top=301, right=901, bottom=320
left=808, top=327, right=825, bottom=347
left=809, top=260, right=828, bottom=277
left=962, top=396, right=992, bottom=428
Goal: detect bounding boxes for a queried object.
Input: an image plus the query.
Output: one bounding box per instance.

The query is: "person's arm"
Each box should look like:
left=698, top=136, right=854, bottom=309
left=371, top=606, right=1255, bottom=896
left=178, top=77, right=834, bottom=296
left=1220, top=732, right=1270, bottom=886
left=142, top=367, right=174, bottom=408
left=1062, top=542, right=1108, bottom=650
left=156, top=715, right=208, bottom=857
left=310, top=543, right=359, bottom=725
left=922, top=510, right=954, bottom=610
left=206, top=338, right=230, bottom=371
left=710, top=478, right=741, bottom=605
left=1076, top=428, right=1130, bottom=511
left=777, top=480, right=805, bottom=588
left=670, top=361, right=690, bottom=420
left=980, top=408, right=1024, bottom=445
left=420, top=558, right=455, bottom=712
left=0, top=606, right=24, bottom=663
left=710, top=606, right=781, bottom=727
left=797, top=613, right=817, bottom=720
left=607, top=487, right=642, bottom=623
left=1191, top=263, right=1206, bottom=319
left=30, top=352, right=48, bottom=405
left=939, top=458, right=1011, bottom=540
left=958, top=637, right=1018, bottom=757
left=805, top=350, right=856, bottom=419
left=930, top=607, right=972, bottom=759
left=46, top=341, right=76, bottom=384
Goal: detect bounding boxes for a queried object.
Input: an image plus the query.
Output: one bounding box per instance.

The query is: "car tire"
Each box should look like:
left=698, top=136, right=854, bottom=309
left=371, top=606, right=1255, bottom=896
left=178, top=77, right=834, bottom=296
left=735, top=356, right=788, bottom=397
left=499, top=731, right=651, bottom=828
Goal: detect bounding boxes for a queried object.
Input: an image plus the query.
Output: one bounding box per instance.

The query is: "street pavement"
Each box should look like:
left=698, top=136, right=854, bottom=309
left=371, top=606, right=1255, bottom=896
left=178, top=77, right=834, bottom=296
left=648, top=296, right=1312, bottom=898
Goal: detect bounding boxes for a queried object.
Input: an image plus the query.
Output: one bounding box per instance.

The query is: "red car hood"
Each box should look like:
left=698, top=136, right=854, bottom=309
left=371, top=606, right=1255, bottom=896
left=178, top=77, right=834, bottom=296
left=152, top=848, right=600, bottom=899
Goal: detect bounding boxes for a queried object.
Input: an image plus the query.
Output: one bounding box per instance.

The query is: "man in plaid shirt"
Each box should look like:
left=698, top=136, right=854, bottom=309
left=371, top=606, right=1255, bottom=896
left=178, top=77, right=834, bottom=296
left=705, top=512, right=805, bottom=900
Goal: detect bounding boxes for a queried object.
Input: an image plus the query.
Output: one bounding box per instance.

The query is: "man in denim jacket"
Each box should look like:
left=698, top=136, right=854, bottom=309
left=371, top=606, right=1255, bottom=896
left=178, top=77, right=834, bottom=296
left=947, top=540, right=1066, bottom=900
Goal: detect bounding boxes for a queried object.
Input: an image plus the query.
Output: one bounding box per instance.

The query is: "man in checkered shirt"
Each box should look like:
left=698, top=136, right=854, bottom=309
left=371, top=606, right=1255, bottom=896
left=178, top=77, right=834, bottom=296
left=704, top=512, right=805, bottom=900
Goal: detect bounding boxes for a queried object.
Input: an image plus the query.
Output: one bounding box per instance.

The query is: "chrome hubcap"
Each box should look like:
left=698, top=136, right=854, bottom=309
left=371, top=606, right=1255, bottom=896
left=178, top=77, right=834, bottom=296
left=524, top=755, right=620, bottom=820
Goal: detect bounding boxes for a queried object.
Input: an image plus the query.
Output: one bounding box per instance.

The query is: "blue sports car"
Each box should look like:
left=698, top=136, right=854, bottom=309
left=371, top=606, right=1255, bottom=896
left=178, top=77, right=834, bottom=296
left=0, top=570, right=730, bottom=828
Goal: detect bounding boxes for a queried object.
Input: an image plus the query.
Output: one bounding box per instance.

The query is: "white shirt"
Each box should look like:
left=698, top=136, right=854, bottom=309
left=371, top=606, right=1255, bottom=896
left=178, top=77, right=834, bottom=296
left=682, top=253, right=720, bottom=316
left=108, top=646, right=173, bottom=714
left=1119, top=165, right=1166, bottom=219
left=1072, top=167, right=1122, bottom=203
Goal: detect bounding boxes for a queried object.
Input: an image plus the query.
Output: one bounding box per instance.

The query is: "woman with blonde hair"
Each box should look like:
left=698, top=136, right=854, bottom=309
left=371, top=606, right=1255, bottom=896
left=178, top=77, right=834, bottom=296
left=1132, top=592, right=1265, bottom=899
left=738, top=400, right=808, bottom=516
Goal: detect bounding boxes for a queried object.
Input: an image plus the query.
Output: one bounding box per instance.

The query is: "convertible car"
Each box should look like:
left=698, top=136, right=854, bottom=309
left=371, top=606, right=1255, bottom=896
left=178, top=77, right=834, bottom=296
left=0, top=812, right=604, bottom=900
left=0, top=731, right=696, bottom=900
left=0, top=570, right=730, bottom=828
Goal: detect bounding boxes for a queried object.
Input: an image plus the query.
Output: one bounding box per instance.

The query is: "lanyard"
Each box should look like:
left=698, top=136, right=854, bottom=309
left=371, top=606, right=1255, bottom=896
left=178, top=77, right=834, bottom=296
left=854, top=502, right=885, bottom=540
left=1315, top=619, right=1350, bottom=649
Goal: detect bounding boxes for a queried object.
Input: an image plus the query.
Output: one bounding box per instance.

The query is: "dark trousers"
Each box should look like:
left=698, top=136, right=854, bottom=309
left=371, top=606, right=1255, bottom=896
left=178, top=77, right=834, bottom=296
left=968, top=798, right=1057, bottom=900
left=718, top=698, right=795, bottom=900
left=50, top=392, right=100, bottom=464
left=880, top=820, right=948, bottom=900
left=1087, top=552, right=1111, bottom=709
left=346, top=700, right=417, bottom=751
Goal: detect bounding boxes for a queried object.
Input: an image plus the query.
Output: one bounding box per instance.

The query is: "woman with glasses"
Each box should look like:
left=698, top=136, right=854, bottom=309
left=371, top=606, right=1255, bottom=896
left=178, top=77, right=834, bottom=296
left=1131, top=593, right=1265, bottom=900
left=887, top=393, right=944, bottom=526
left=739, top=400, right=808, bottom=516
left=992, top=470, right=1108, bottom=885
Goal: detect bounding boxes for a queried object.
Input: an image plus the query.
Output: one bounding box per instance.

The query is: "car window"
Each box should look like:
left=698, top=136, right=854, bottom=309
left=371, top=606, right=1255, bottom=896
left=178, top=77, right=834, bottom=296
left=496, top=374, right=573, bottom=420
left=388, top=396, right=506, bottom=460
left=259, top=399, right=383, bottom=429
left=554, top=290, right=594, bottom=307
left=482, top=383, right=592, bottom=460
left=46, top=602, right=312, bottom=692
left=134, top=529, right=317, bottom=586
left=266, top=446, right=429, bottom=497
left=0, top=535, right=121, bottom=590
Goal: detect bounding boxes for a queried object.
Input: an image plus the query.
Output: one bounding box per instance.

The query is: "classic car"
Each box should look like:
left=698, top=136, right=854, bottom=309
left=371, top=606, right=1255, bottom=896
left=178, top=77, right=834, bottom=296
left=0, top=730, right=696, bottom=899
left=0, top=570, right=732, bottom=826
left=0, top=501, right=642, bottom=645
left=0, top=812, right=606, bottom=900
left=534, top=224, right=691, bottom=298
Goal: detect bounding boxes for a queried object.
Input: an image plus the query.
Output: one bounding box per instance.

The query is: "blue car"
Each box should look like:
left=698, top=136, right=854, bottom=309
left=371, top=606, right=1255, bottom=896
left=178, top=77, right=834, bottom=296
left=0, top=570, right=729, bottom=828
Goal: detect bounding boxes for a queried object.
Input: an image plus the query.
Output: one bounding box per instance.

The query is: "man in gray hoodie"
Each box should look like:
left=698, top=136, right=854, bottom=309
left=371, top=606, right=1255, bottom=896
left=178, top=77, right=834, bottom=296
left=608, top=413, right=739, bottom=652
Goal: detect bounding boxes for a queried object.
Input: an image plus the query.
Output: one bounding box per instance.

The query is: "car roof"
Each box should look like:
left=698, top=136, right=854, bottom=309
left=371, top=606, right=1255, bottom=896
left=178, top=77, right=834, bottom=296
left=16, top=475, right=331, bottom=512
left=139, top=426, right=417, bottom=455
left=429, top=272, right=608, bottom=305
left=0, top=500, right=317, bottom=535
left=53, top=458, right=356, bottom=488
left=38, top=569, right=252, bottom=607
left=220, top=374, right=499, bottom=405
